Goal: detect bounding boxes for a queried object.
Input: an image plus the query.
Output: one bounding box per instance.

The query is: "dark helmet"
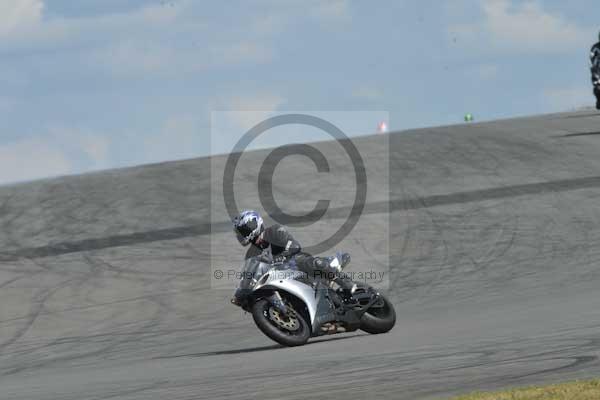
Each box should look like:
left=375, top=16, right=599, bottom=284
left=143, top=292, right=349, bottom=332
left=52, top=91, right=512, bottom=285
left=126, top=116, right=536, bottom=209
left=232, top=210, right=264, bottom=246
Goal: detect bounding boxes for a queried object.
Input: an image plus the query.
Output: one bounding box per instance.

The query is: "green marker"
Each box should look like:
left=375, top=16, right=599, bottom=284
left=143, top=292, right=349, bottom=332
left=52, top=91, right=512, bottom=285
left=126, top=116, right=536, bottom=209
left=464, top=113, right=474, bottom=122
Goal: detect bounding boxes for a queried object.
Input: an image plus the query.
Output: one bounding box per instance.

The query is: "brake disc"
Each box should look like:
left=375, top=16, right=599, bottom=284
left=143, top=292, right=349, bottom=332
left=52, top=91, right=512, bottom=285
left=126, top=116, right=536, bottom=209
left=268, top=307, right=300, bottom=331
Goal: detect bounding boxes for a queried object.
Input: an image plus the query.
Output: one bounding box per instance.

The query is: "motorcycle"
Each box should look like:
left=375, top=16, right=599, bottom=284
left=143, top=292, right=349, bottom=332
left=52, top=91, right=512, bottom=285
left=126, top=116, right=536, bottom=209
left=232, top=253, right=396, bottom=347
left=591, top=60, right=600, bottom=109
left=594, top=72, right=600, bottom=108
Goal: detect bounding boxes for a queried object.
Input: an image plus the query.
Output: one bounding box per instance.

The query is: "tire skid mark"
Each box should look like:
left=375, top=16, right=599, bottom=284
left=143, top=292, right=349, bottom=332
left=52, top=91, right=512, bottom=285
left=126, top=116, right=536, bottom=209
left=3, top=175, right=600, bottom=262
left=89, top=380, right=170, bottom=400
left=1, top=267, right=168, bottom=375
left=0, top=275, right=76, bottom=355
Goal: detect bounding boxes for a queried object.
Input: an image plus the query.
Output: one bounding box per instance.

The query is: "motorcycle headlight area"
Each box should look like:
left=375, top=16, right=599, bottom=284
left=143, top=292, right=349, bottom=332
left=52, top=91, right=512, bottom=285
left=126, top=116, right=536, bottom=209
left=247, top=278, right=258, bottom=288
left=258, top=273, right=270, bottom=286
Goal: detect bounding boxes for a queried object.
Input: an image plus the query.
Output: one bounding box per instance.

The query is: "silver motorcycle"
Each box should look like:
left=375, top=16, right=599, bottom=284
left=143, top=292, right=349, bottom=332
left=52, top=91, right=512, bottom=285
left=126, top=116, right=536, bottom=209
left=233, top=253, right=396, bottom=347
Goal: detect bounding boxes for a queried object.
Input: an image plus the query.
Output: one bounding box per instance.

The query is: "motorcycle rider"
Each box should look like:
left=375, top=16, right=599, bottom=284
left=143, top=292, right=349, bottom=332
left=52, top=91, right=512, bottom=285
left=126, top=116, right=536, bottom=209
left=591, top=32, right=600, bottom=109
left=230, top=210, right=355, bottom=305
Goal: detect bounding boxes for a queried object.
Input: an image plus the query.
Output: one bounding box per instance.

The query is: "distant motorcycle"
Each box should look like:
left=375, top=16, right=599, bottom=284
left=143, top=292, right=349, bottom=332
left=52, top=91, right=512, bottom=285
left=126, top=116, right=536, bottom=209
left=594, top=73, right=600, bottom=109
left=233, top=253, right=396, bottom=346
left=591, top=61, right=600, bottom=109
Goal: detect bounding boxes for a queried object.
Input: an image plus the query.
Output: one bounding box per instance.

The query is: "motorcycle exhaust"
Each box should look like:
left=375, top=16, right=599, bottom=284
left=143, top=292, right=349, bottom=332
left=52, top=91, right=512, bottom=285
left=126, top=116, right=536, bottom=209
left=320, top=322, right=347, bottom=334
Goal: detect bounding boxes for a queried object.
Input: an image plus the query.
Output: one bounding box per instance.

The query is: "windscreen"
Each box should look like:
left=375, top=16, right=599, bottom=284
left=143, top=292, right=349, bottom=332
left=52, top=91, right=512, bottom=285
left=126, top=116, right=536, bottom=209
left=238, top=256, right=270, bottom=291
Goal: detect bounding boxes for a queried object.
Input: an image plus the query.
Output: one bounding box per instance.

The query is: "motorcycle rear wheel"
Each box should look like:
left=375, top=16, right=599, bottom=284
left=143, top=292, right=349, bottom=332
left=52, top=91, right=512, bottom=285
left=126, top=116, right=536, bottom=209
left=252, top=298, right=311, bottom=346
left=360, top=295, right=396, bottom=334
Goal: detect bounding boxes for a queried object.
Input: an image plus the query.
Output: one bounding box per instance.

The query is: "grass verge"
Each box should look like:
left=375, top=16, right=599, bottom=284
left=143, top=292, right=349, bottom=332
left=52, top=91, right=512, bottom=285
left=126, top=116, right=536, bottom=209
left=448, top=379, right=600, bottom=400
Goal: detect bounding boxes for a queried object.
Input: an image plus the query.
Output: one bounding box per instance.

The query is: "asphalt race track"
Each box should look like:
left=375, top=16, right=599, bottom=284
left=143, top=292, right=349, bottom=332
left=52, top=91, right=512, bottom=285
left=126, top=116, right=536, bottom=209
left=3, top=110, right=600, bottom=399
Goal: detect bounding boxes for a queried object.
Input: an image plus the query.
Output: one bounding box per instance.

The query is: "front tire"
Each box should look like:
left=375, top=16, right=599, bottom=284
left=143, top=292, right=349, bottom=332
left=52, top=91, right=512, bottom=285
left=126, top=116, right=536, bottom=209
left=360, top=295, right=396, bottom=334
left=252, top=298, right=310, bottom=347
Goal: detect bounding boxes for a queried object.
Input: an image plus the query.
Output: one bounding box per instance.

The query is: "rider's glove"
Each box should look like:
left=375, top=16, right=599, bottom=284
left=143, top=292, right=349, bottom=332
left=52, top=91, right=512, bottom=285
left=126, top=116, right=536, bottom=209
left=258, top=249, right=274, bottom=264
left=231, top=296, right=242, bottom=307
left=231, top=288, right=244, bottom=307
left=273, top=254, right=287, bottom=263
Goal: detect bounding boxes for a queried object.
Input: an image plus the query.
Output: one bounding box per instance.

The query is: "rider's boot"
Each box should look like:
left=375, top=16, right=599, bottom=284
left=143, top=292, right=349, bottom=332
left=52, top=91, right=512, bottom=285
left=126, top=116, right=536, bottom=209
left=336, top=277, right=357, bottom=303
left=327, top=277, right=356, bottom=311
left=312, top=253, right=355, bottom=302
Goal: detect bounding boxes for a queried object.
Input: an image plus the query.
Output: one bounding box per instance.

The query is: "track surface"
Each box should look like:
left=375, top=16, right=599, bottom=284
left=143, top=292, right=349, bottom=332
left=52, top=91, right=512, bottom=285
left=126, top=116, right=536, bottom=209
left=2, top=111, right=600, bottom=399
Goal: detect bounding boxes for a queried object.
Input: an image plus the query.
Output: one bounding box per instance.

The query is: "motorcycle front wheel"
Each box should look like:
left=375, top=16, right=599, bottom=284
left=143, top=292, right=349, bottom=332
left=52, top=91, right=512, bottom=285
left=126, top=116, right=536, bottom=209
left=252, top=298, right=311, bottom=347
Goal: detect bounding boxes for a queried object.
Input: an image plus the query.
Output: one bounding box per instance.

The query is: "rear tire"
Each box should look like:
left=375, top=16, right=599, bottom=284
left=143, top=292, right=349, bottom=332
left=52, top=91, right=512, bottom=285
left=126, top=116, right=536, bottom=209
left=360, top=295, right=396, bottom=334
left=252, top=298, right=310, bottom=347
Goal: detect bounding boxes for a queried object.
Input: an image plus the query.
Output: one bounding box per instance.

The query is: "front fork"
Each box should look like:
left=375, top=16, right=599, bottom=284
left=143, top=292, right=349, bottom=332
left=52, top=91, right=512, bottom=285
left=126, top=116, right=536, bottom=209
left=267, top=291, right=288, bottom=315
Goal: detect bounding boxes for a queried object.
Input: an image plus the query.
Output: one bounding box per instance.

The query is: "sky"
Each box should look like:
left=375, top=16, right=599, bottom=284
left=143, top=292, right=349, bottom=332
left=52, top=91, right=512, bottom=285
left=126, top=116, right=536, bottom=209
left=0, top=0, right=598, bottom=184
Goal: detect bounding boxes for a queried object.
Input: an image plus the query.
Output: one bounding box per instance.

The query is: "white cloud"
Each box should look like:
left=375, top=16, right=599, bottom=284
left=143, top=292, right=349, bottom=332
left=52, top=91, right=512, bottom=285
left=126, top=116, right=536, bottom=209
left=0, top=96, right=16, bottom=113
left=141, top=115, right=202, bottom=163
left=251, top=13, right=289, bottom=36
left=78, top=135, right=110, bottom=170
left=90, top=38, right=271, bottom=77
left=250, top=0, right=351, bottom=30
left=90, top=40, right=191, bottom=76
left=225, top=93, right=285, bottom=113
left=0, top=66, right=29, bottom=87
left=472, top=64, right=499, bottom=80
left=0, top=0, right=43, bottom=37
left=0, top=136, right=70, bottom=185
left=311, top=0, right=350, bottom=22
left=139, top=2, right=183, bottom=24
left=212, top=92, right=286, bottom=131
left=0, top=0, right=189, bottom=51
left=0, top=129, right=112, bottom=185
left=450, top=0, right=591, bottom=53
left=542, top=86, right=593, bottom=112
left=0, top=1, right=271, bottom=76
left=209, top=92, right=287, bottom=155
left=48, top=128, right=111, bottom=171
left=352, top=86, right=383, bottom=101
left=211, top=41, right=272, bottom=67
